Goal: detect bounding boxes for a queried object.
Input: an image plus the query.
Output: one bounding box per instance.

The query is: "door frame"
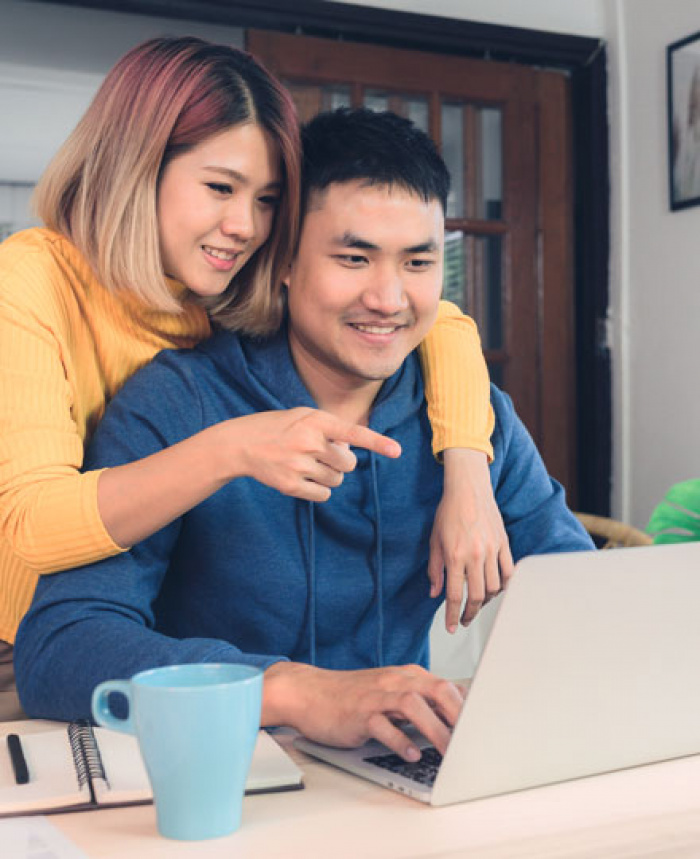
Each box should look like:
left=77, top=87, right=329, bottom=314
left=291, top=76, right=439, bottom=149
left=41, top=0, right=611, bottom=515
left=249, top=31, right=575, bottom=496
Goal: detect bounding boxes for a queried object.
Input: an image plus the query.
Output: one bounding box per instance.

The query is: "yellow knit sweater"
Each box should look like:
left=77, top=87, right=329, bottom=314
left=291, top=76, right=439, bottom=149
left=0, top=228, right=492, bottom=643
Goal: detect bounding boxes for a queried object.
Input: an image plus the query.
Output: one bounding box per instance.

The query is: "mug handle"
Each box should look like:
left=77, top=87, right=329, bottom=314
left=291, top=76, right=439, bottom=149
left=91, top=680, right=135, bottom=734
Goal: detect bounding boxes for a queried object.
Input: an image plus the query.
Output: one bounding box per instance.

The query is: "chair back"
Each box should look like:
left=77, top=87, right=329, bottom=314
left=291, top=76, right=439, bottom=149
left=575, top=513, right=653, bottom=550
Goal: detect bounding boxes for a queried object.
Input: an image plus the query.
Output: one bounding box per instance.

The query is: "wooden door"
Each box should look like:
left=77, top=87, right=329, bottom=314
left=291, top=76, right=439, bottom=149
left=249, top=31, right=576, bottom=499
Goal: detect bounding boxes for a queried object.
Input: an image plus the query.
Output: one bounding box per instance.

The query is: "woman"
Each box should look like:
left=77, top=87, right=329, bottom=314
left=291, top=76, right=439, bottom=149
left=0, top=37, right=510, bottom=718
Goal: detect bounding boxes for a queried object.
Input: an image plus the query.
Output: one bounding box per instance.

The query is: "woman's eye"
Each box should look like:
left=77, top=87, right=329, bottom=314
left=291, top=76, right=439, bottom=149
left=206, top=182, right=232, bottom=195
left=258, top=194, right=280, bottom=207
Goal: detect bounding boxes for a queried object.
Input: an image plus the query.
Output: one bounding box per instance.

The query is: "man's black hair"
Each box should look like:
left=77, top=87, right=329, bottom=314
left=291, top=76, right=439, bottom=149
left=301, top=107, right=450, bottom=215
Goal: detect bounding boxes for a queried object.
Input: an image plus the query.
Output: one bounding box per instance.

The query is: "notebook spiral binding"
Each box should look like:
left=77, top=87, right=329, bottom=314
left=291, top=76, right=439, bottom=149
left=68, top=719, right=108, bottom=790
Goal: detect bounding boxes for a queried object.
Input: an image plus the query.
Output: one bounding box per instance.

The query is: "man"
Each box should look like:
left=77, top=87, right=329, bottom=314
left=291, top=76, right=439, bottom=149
left=15, top=109, right=592, bottom=763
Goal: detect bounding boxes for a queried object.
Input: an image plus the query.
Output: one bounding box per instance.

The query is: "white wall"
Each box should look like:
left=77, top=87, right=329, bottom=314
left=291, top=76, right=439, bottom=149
left=608, top=0, right=700, bottom=528
left=0, top=184, right=34, bottom=238
left=0, top=0, right=243, bottom=183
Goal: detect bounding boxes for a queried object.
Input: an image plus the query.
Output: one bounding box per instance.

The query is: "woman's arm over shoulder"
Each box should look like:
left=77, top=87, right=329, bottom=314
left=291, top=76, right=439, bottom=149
left=418, top=301, right=512, bottom=632
left=0, top=231, right=122, bottom=572
left=417, top=300, right=494, bottom=460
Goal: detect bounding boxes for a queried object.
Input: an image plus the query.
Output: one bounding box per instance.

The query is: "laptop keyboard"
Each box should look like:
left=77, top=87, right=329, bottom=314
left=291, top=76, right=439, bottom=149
left=363, top=746, right=443, bottom=787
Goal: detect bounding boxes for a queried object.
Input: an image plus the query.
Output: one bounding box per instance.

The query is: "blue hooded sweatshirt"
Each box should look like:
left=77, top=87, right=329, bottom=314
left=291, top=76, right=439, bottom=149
left=15, top=326, right=593, bottom=721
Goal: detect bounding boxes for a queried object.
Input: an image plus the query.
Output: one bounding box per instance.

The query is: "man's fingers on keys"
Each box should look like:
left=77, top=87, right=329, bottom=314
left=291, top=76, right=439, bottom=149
left=386, top=689, right=454, bottom=755
left=367, top=713, right=422, bottom=762
left=390, top=678, right=464, bottom=729
left=427, top=679, right=465, bottom=728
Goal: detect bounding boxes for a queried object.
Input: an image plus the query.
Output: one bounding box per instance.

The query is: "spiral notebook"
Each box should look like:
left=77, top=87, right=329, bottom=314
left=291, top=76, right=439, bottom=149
left=0, top=720, right=303, bottom=817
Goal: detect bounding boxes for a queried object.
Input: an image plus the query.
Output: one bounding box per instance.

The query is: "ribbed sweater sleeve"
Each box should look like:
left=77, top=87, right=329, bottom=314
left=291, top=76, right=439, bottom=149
left=0, top=230, right=209, bottom=643
left=0, top=245, right=122, bottom=576
left=418, top=300, right=495, bottom=460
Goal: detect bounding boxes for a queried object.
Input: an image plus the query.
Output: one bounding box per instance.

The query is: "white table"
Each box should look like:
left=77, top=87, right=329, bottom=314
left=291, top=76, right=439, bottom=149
left=5, top=720, right=700, bottom=858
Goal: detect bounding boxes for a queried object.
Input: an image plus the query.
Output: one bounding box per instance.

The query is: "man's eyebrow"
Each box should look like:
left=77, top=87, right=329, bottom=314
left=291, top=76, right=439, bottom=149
left=334, top=232, right=379, bottom=251
left=333, top=233, right=439, bottom=253
left=202, top=165, right=282, bottom=190
left=405, top=240, right=439, bottom=254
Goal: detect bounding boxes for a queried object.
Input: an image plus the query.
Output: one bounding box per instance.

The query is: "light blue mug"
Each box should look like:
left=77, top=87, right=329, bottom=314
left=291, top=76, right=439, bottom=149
left=92, top=663, right=263, bottom=841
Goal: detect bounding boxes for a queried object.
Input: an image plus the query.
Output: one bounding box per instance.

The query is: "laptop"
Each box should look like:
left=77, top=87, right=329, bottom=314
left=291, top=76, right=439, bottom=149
left=295, top=542, right=700, bottom=806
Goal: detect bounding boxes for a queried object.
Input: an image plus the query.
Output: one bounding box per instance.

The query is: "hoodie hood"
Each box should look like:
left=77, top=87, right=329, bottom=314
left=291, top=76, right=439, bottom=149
left=202, top=321, right=426, bottom=438
left=152, top=325, right=439, bottom=671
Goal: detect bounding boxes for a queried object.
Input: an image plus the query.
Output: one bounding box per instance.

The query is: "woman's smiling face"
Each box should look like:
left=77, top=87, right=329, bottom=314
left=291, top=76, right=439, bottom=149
left=157, top=122, right=282, bottom=297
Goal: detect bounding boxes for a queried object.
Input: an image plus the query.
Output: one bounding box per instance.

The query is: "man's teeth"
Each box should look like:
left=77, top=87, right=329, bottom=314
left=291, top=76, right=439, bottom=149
left=204, top=246, right=236, bottom=261
left=353, top=324, right=397, bottom=334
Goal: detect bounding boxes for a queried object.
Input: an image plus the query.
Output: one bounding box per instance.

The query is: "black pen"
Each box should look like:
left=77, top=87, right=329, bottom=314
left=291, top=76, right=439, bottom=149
left=7, top=734, right=29, bottom=785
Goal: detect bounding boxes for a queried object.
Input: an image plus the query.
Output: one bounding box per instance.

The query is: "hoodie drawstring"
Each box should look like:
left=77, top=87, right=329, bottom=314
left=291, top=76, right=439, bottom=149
left=370, top=452, right=385, bottom=668
left=305, top=453, right=385, bottom=669
left=307, top=501, right=317, bottom=666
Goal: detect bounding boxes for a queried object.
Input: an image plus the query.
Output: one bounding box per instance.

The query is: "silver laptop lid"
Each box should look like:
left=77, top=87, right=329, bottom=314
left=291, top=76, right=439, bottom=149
left=432, top=542, right=700, bottom=805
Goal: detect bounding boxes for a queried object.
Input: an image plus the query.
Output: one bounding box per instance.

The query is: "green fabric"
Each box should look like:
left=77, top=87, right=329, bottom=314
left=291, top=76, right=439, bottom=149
left=647, top=479, right=700, bottom=544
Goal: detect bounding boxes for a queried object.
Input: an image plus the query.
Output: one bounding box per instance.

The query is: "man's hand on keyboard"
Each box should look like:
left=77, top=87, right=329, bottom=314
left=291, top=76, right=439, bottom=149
left=262, top=662, right=465, bottom=762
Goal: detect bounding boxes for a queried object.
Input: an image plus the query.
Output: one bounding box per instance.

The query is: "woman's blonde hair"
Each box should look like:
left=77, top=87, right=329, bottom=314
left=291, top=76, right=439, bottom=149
left=34, top=37, right=300, bottom=335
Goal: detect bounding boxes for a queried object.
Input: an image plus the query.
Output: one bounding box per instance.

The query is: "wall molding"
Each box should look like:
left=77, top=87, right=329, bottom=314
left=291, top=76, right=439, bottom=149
left=32, top=0, right=602, bottom=66
left=0, top=62, right=103, bottom=93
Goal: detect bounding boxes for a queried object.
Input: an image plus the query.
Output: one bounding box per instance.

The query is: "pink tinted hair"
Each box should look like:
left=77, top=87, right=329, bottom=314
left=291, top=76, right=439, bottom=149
left=34, top=37, right=300, bottom=333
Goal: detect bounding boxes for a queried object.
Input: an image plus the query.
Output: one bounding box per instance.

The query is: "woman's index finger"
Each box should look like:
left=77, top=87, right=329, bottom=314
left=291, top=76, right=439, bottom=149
left=334, top=422, right=402, bottom=459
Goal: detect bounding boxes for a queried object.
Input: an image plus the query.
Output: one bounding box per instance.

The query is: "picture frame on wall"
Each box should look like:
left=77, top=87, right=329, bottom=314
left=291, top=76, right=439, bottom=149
left=668, top=30, right=700, bottom=211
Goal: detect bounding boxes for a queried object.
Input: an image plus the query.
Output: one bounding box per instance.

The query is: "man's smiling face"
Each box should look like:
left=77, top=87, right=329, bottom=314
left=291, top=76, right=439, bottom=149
left=285, top=180, right=444, bottom=404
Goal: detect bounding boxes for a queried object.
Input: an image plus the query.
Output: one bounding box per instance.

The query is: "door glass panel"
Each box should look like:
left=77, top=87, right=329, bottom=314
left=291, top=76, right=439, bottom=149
left=406, top=99, right=429, bottom=133
left=477, top=234, right=503, bottom=350
left=440, top=103, right=465, bottom=219
left=441, top=232, right=503, bottom=351
left=363, top=89, right=389, bottom=113
left=440, top=102, right=503, bottom=221
left=442, top=230, right=466, bottom=309
left=283, top=81, right=351, bottom=123
left=363, top=90, right=429, bottom=133
left=478, top=107, right=503, bottom=220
